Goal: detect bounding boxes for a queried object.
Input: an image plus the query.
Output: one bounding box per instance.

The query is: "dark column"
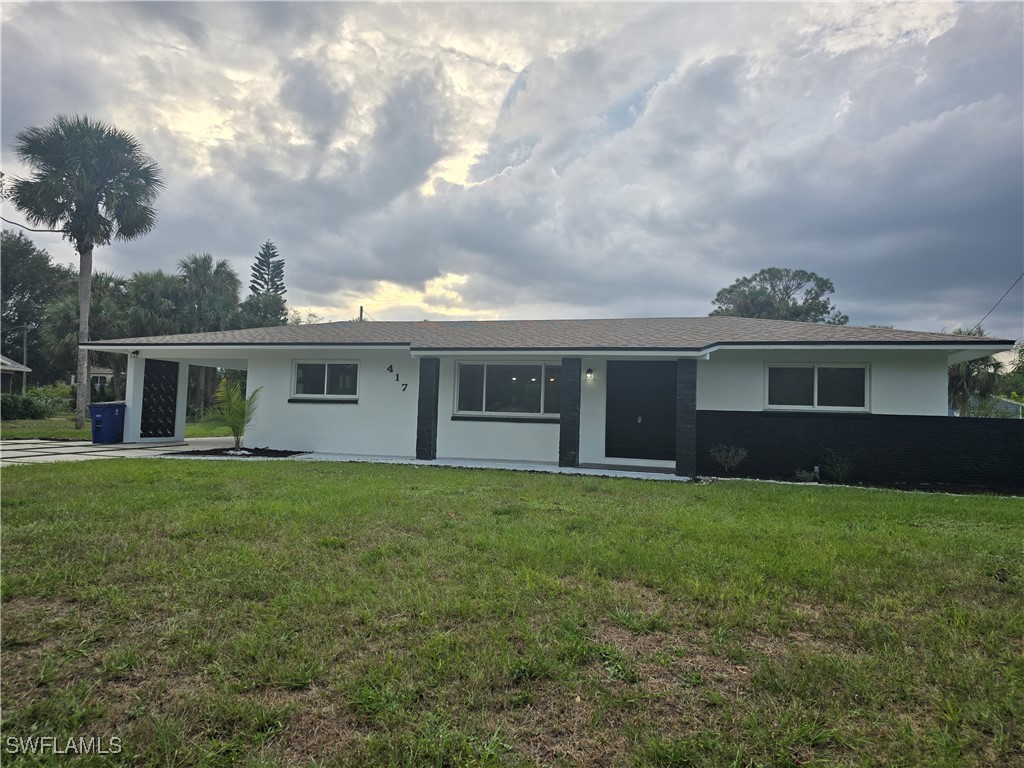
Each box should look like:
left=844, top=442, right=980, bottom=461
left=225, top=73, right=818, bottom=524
left=675, top=359, right=697, bottom=477
left=415, top=357, right=441, bottom=460
left=559, top=357, right=582, bottom=467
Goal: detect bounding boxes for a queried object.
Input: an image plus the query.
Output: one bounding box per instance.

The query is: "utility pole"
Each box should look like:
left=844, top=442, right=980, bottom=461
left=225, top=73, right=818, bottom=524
left=21, top=327, right=28, bottom=394
left=359, top=305, right=364, bottom=322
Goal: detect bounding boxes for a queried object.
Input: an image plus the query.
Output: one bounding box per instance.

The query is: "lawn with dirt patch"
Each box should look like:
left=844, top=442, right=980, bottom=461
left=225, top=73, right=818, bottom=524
left=1, top=461, right=1021, bottom=766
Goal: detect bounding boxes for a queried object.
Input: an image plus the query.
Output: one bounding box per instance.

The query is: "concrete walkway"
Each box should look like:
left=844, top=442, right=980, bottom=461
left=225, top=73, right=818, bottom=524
left=0, top=437, right=234, bottom=467
left=292, top=452, right=689, bottom=482
left=1, top=438, right=689, bottom=481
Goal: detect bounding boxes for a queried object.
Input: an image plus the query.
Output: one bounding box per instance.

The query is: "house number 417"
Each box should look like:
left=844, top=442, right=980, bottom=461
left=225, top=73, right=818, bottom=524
left=387, top=365, right=408, bottom=391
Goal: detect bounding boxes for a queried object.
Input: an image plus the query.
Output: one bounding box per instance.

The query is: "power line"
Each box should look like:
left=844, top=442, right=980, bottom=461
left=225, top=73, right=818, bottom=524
left=970, top=271, right=1024, bottom=333
left=0, top=216, right=61, bottom=233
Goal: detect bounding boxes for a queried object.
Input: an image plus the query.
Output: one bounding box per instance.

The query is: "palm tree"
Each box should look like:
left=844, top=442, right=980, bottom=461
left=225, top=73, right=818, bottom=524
left=948, top=327, right=1005, bottom=416
left=177, top=253, right=241, bottom=413
left=125, top=270, right=183, bottom=338
left=10, top=115, right=163, bottom=427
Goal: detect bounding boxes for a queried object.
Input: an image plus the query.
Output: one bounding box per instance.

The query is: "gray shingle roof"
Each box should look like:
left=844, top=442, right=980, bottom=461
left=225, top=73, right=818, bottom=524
left=86, top=316, right=1015, bottom=351
left=0, top=353, right=31, bottom=373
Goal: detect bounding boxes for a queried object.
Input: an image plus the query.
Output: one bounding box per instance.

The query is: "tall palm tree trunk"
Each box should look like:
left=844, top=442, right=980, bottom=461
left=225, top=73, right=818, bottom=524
left=111, top=358, right=124, bottom=401
left=196, top=365, right=207, bottom=416
left=76, top=246, right=93, bottom=429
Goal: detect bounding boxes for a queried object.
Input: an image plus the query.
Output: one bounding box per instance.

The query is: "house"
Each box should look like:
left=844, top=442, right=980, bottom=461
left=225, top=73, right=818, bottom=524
left=85, top=316, right=1022, bottom=489
left=948, top=395, right=1024, bottom=418
left=0, top=354, right=31, bottom=393
left=69, top=366, right=117, bottom=394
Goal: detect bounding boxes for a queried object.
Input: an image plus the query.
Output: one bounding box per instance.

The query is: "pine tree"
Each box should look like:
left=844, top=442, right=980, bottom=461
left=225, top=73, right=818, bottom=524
left=241, top=240, right=288, bottom=328
left=250, top=240, right=286, bottom=296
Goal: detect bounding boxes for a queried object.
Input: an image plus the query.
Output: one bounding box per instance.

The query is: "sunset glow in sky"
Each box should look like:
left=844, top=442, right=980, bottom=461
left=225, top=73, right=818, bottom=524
left=2, top=2, right=1021, bottom=338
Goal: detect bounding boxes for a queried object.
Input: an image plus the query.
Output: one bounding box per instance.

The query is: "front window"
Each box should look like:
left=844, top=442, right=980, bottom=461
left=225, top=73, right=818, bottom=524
left=767, top=365, right=867, bottom=410
left=456, top=363, right=561, bottom=416
left=294, top=361, right=358, bottom=398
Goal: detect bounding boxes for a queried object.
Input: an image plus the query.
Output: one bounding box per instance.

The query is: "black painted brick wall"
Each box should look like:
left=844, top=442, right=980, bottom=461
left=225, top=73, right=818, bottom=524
left=415, top=357, right=441, bottom=460
left=559, top=358, right=582, bottom=467
left=675, top=360, right=697, bottom=477
left=696, top=410, right=1024, bottom=490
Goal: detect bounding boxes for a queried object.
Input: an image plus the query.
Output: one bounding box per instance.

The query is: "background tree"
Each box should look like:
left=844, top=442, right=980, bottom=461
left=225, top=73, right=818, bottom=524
left=177, top=253, right=241, bottom=413
left=240, top=240, right=287, bottom=327
left=40, top=273, right=129, bottom=400
left=123, top=270, right=183, bottom=338
left=0, top=230, right=76, bottom=385
left=288, top=308, right=324, bottom=325
left=239, top=293, right=287, bottom=328
left=993, top=342, right=1024, bottom=402
left=249, top=240, right=286, bottom=296
left=10, top=114, right=163, bottom=427
left=710, top=267, right=849, bottom=325
left=947, top=327, right=1004, bottom=417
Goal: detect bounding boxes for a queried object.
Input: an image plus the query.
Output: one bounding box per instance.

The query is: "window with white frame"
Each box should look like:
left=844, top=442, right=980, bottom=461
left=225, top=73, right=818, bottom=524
left=456, top=363, right=561, bottom=416
left=766, top=365, right=867, bottom=410
left=293, top=361, right=358, bottom=399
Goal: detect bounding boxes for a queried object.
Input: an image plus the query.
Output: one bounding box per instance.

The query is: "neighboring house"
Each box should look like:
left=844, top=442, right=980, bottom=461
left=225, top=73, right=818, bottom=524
left=70, top=366, right=116, bottom=393
left=949, top=396, right=1024, bottom=418
left=85, top=316, right=1021, bottom=489
left=0, top=354, right=31, bottom=393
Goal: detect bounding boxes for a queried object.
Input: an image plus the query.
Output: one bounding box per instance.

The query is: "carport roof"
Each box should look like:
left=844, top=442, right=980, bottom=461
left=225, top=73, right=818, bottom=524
left=84, top=316, right=1015, bottom=353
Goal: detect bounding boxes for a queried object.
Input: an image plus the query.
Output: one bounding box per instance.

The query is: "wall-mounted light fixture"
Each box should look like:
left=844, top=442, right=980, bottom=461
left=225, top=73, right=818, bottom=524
left=585, top=368, right=594, bottom=380
left=130, top=350, right=140, bottom=359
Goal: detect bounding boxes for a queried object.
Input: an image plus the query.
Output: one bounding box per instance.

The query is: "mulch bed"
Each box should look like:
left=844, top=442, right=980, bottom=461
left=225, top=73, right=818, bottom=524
left=170, top=446, right=304, bottom=458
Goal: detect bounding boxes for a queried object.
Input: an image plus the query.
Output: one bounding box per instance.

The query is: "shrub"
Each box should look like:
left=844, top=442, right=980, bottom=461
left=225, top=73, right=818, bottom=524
left=821, top=449, right=852, bottom=484
left=202, top=380, right=263, bottom=449
left=25, top=384, right=74, bottom=417
left=1, top=393, right=46, bottom=420
left=794, top=469, right=817, bottom=483
left=710, top=444, right=748, bottom=474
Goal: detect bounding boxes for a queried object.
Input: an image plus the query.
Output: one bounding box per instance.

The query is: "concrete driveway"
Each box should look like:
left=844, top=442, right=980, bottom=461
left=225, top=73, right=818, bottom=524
left=0, top=437, right=693, bottom=481
left=0, top=437, right=235, bottom=467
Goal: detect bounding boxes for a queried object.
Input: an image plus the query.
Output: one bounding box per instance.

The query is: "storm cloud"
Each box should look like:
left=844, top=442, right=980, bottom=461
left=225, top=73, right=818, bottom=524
left=2, top=2, right=1021, bottom=338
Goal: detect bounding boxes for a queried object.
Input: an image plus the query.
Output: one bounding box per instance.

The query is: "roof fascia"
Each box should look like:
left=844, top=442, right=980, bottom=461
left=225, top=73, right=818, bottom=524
left=409, top=348, right=709, bottom=359
left=705, top=342, right=1013, bottom=356
left=81, top=343, right=411, bottom=354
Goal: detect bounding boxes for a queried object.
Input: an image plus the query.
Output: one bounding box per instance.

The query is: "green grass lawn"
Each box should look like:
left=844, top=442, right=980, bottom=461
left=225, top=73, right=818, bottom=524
left=0, top=417, right=231, bottom=441
left=2, top=461, right=1021, bottom=767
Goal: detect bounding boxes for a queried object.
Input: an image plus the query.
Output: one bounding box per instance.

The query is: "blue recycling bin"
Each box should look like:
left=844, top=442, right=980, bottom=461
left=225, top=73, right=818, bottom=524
left=88, top=402, right=125, bottom=444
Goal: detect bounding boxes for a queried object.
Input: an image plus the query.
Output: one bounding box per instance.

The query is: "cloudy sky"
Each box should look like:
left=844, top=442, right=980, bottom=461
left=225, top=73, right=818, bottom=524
left=2, top=2, right=1022, bottom=339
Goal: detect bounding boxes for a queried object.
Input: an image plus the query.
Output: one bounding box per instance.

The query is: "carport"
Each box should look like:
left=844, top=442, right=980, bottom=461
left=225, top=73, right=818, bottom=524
left=92, top=347, right=249, bottom=443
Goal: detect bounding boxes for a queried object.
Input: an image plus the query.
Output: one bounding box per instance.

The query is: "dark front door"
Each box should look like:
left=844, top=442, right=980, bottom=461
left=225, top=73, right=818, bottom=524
left=140, top=359, right=179, bottom=438
left=605, top=361, right=676, bottom=461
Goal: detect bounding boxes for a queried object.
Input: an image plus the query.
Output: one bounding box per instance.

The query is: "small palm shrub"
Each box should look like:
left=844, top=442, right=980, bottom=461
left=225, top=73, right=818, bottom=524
left=202, top=380, right=263, bottom=449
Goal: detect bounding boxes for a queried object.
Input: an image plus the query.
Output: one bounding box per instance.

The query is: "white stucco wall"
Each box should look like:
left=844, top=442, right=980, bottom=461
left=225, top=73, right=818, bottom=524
left=243, top=348, right=419, bottom=455
left=124, top=344, right=952, bottom=458
left=434, top=358, right=560, bottom=462
left=695, top=348, right=950, bottom=416
left=123, top=355, right=190, bottom=443
left=865, top=351, right=950, bottom=415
